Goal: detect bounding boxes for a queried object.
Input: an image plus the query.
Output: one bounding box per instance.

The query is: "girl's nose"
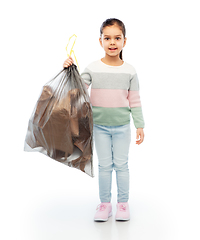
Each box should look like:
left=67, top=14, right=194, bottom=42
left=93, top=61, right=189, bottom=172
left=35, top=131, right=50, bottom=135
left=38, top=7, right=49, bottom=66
left=110, top=39, right=115, bottom=44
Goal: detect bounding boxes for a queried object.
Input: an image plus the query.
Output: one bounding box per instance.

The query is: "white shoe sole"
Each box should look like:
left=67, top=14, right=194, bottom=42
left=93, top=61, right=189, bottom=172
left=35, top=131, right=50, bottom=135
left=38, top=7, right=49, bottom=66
left=94, top=212, right=112, bottom=222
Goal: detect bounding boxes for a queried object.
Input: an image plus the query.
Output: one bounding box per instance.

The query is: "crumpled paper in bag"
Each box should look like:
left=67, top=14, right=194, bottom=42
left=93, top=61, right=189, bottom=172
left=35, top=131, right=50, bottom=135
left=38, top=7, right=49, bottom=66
left=24, top=64, right=94, bottom=177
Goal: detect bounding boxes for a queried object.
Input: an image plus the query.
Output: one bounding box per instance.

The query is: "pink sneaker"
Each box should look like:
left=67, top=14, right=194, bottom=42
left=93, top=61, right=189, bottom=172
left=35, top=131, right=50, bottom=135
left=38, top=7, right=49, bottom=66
left=115, top=202, right=130, bottom=221
left=94, top=203, right=112, bottom=221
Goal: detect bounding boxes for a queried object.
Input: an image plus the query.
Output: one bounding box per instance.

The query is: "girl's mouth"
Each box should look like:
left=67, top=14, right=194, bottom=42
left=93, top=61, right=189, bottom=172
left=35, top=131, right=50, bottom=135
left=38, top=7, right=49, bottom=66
left=109, top=48, right=117, bottom=51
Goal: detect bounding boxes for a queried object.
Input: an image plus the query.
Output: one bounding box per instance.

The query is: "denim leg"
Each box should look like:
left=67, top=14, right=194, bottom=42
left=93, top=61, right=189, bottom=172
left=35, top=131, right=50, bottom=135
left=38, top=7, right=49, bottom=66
left=93, top=124, right=113, bottom=202
left=112, top=124, right=131, bottom=202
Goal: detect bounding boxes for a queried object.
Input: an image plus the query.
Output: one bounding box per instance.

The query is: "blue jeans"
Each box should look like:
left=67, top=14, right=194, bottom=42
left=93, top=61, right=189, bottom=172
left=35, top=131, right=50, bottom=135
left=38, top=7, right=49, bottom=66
left=93, top=123, right=131, bottom=203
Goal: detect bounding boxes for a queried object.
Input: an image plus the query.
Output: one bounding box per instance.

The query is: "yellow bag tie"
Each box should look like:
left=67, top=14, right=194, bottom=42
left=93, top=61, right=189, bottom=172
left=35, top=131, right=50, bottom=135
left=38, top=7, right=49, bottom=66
left=66, top=34, right=80, bottom=72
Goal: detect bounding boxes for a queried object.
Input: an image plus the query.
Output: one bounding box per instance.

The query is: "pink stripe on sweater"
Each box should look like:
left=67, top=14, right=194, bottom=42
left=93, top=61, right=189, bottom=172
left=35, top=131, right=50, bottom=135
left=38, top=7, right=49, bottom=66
left=85, top=83, right=89, bottom=89
left=128, top=91, right=141, bottom=107
left=90, top=89, right=129, bottom=108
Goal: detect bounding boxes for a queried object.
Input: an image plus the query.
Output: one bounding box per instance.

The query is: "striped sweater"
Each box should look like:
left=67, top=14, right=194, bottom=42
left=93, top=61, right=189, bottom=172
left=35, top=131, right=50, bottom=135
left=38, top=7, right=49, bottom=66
left=81, top=60, right=145, bottom=128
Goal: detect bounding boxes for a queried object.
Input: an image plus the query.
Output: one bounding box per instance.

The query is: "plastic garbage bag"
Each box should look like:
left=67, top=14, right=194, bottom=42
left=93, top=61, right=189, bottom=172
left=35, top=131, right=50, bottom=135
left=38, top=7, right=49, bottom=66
left=24, top=64, right=94, bottom=177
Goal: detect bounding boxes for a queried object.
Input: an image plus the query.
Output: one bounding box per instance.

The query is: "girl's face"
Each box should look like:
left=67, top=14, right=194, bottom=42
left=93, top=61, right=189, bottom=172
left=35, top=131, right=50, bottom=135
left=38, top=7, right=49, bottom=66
left=99, top=24, right=126, bottom=58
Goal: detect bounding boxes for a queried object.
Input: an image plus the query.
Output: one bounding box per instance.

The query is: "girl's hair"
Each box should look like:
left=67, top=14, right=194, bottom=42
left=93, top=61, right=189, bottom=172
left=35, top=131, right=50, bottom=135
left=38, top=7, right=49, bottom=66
left=100, top=18, right=126, bottom=60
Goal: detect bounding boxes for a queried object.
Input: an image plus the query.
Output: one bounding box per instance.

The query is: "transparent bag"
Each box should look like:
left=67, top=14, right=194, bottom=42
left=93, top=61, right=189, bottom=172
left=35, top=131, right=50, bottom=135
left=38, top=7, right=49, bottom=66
left=24, top=64, right=94, bottom=177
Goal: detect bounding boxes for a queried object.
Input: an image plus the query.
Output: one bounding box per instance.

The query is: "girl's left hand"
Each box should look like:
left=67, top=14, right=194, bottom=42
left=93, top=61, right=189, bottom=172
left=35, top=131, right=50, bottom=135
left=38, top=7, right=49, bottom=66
left=136, top=128, right=144, bottom=145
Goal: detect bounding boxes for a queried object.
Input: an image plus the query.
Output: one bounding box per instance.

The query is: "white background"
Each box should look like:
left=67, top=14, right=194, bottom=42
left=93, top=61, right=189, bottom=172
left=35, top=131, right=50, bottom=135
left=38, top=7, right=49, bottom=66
left=1, top=0, right=200, bottom=239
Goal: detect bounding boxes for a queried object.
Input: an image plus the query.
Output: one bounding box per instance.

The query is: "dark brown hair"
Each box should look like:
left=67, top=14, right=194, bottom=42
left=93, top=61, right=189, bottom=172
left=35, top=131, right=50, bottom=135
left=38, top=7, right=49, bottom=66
left=100, top=18, right=126, bottom=60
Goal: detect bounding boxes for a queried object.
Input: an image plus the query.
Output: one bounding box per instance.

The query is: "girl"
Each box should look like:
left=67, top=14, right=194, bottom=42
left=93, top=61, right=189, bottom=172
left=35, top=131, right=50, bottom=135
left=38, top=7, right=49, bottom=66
left=63, top=18, right=145, bottom=221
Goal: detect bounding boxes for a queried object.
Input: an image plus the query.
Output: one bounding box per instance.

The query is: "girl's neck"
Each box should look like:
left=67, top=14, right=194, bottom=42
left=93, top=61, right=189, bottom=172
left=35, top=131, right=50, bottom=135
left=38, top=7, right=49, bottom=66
left=101, top=55, right=124, bottom=66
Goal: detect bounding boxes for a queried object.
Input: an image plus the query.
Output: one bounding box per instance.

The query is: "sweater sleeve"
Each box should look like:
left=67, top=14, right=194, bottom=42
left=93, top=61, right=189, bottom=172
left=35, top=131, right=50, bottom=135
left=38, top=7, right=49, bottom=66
left=80, top=68, right=92, bottom=89
left=128, top=73, right=145, bottom=129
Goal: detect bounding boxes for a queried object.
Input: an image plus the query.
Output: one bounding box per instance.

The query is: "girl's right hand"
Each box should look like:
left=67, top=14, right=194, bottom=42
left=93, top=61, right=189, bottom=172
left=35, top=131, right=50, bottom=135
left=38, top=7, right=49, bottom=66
left=63, top=56, right=74, bottom=68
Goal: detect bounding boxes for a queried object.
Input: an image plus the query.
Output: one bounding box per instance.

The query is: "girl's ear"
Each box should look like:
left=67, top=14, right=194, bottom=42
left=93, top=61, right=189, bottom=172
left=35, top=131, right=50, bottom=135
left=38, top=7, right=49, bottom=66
left=99, top=37, right=103, bottom=48
left=123, top=37, right=127, bottom=48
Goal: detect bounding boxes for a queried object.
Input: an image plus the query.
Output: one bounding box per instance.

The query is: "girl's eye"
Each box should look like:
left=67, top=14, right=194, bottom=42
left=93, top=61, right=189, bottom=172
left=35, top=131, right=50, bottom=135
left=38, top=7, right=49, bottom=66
left=104, top=37, right=121, bottom=40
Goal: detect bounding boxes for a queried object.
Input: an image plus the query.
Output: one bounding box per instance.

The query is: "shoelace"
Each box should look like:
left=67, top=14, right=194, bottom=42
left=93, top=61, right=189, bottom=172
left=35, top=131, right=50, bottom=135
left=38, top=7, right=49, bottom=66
left=96, top=204, right=107, bottom=211
left=119, top=204, right=126, bottom=211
